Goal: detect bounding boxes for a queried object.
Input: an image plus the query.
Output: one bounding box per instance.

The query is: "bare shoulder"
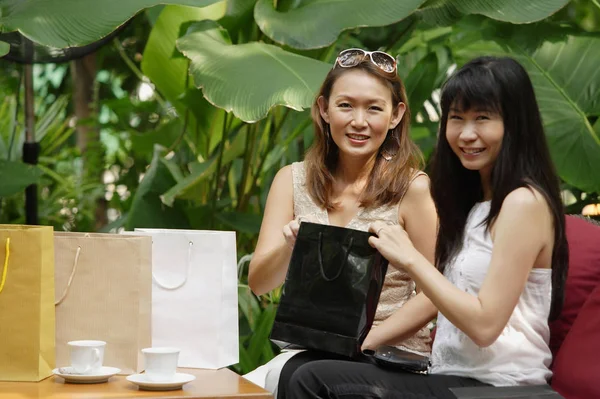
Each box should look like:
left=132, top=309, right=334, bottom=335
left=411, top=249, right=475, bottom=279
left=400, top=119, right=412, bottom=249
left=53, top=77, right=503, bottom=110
left=275, top=164, right=293, bottom=180
left=500, top=187, right=548, bottom=215
left=266, top=164, right=294, bottom=200
left=403, top=172, right=431, bottom=202
left=493, top=187, right=554, bottom=268
left=495, top=187, right=552, bottom=235
left=398, top=172, right=435, bottom=224
left=272, top=164, right=293, bottom=186
left=397, top=172, right=437, bottom=258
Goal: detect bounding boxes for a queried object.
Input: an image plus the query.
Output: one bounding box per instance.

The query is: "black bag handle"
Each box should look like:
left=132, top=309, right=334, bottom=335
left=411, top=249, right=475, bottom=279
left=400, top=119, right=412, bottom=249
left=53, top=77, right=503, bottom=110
left=317, top=232, right=354, bottom=282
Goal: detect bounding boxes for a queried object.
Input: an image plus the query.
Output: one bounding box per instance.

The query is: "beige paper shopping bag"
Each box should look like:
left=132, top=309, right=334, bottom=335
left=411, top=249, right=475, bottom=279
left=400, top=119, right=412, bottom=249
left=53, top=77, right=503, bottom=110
left=0, top=224, right=55, bottom=382
left=54, top=232, right=152, bottom=374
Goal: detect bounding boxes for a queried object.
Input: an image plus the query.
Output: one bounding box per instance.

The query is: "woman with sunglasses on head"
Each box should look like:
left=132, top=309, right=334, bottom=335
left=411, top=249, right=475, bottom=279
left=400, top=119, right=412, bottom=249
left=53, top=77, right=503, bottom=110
left=284, top=56, right=569, bottom=398
left=244, top=49, right=439, bottom=398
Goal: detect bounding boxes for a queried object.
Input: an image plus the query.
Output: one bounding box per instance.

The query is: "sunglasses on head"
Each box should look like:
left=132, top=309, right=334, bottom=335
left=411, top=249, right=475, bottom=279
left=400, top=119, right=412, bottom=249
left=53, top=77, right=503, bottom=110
left=334, top=48, right=397, bottom=74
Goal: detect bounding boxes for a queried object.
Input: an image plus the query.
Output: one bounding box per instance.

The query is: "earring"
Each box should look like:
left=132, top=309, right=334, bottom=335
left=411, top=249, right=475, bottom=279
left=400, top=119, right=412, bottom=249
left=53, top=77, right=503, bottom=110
left=381, top=130, right=394, bottom=161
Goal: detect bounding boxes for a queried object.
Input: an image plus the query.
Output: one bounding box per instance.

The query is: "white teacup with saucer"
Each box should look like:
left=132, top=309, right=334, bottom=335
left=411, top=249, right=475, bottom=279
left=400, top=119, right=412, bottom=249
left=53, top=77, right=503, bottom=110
left=53, top=340, right=120, bottom=383
left=126, top=347, right=195, bottom=391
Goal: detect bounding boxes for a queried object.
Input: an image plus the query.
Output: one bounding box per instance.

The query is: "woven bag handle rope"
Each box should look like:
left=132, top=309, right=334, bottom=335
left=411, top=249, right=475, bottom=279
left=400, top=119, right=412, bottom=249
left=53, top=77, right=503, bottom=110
left=55, top=246, right=82, bottom=306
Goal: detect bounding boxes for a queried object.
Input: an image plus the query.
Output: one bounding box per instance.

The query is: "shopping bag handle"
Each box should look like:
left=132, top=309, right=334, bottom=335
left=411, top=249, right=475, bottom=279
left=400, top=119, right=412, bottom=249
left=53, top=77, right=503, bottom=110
left=317, top=233, right=354, bottom=282
left=0, top=238, right=11, bottom=294
left=152, top=241, right=193, bottom=290
left=55, top=246, right=82, bottom=306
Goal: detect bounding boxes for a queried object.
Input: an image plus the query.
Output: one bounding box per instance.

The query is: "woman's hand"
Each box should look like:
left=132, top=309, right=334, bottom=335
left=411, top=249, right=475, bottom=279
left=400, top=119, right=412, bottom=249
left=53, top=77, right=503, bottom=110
left=361, top=328, right=381, bottom=353
left=282, top=220, right=300, bottom=249
left=283, top=216, right=319, bottom=250
left=368, top=221, right=425, bottom=271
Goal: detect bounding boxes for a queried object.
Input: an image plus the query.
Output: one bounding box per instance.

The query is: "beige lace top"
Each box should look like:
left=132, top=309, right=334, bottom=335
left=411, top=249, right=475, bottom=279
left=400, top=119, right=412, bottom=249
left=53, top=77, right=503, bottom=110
left=291, top=162, right=432, bottom=354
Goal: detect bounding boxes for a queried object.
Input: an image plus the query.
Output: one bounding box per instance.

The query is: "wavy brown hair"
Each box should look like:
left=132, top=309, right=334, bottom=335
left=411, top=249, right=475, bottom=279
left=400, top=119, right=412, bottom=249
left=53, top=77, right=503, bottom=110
left=304, top=59, right=424, bottom=210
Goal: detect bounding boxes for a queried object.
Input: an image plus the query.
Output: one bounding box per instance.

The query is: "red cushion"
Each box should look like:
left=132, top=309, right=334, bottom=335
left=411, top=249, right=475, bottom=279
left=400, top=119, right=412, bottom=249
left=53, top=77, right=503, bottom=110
left=551, top=282, right=600, bottom=398
left=549, top=216, right=600, bottom=358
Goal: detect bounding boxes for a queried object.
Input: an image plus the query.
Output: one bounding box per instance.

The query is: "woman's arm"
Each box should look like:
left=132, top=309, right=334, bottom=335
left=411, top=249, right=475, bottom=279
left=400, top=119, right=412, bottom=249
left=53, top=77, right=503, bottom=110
left=362, top=174, right=439, bottom=350
left=399, top=174, right=437, bottom=265
left=369, top=188, right=553, bottom=347
left=362, top=291, right=437, bottom=351
left=248, top=166, right=295, bottom=296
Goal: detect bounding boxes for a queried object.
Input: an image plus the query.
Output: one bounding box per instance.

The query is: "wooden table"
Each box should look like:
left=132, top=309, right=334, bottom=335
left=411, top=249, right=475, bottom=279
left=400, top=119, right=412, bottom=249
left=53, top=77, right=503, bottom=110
left=0, top=368, right=273, bottom=399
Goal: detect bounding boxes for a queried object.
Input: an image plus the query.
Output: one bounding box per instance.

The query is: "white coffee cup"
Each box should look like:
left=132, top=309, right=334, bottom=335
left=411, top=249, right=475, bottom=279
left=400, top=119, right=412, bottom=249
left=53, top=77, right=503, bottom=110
left=142, top=347, right=180, bottom=382
left=68, top=340, right=106, bottom=374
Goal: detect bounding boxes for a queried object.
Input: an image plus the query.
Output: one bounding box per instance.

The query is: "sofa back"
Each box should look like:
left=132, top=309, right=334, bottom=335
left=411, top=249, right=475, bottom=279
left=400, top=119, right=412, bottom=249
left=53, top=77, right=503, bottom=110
left=550, top=215, right=600, bottom=399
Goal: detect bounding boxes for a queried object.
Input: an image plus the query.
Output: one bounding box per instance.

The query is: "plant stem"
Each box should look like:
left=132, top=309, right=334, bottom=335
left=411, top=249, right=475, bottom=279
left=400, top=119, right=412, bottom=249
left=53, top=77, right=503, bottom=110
left=215, top=118, right=236, bottom=202
left=592, top=0, right=600, bottom=12
left=318, top=43, right=338, bottom=63
left=8, top=66, right=23, bottom=161
left=243, top=107, right=293, bottom=211
left=113, top=38, right=169, bottom=110
left=249, top=118, right=278, bottom=195
left=167, top=106, right=190, bottom=154
left=237, top=123, right=258, bottom=211
left=210, top=111, right=229, bottom=227
left=384, top=17, right=418, bottom=53
left=277, top=107, right=292, bottom=134
left=166, top=61, right=191, bottom=153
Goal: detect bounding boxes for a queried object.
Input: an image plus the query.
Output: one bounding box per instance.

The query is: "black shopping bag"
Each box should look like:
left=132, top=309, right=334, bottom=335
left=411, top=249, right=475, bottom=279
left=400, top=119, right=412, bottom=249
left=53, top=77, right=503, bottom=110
left=270, top=222, right=388, bottom=357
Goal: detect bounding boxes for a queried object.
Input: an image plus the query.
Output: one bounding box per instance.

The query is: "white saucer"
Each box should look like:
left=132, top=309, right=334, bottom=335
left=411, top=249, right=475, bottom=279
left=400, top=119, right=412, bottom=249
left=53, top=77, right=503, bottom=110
left=126, top=373, right=196, bottom=391
left=53, top=366, right=121, bottom=384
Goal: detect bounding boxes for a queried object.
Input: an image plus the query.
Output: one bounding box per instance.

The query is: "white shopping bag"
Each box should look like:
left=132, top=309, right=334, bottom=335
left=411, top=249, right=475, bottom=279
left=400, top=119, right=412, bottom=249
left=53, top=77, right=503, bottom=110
left=134, top=229, right=239, bottom=369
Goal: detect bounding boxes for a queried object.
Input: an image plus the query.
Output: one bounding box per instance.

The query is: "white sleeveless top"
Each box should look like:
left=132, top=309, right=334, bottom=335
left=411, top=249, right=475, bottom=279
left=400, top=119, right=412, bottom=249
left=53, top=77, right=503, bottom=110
left=429, top=201, right=553, bottom=386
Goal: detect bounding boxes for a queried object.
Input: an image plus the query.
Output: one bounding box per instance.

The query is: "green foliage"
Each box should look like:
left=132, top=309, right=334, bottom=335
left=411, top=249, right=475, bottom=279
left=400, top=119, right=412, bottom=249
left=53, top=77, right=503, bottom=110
left=0, top=160, right=43, bottom=197
left=177, top=20, right=331, bottom=122
left=140, top=3, right=226, bottom=157
left=237, top=290, right=278, bottom=374
left=126, top=145, right=191, bottom=229
left=0, top=0, right=222, bottom=47
left=417, top=0, right=571, bottom=25
left=0, top=41, right=9, bottom=57
left=236, top=255, right=280, bottom=374
left=254, top=0, right=426, bottom=49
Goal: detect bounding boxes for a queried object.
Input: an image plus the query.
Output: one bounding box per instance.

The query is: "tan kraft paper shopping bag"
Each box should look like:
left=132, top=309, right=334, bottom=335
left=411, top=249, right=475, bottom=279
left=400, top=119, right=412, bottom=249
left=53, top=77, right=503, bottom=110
left=0, top=225, right=55, bottom=382
left=54, top=232, right=152, bottom=374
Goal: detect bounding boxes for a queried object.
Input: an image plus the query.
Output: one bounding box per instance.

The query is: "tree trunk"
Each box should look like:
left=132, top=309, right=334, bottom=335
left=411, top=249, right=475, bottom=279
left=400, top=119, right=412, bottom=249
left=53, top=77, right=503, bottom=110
left=71, top=52, right=107, bottom=230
